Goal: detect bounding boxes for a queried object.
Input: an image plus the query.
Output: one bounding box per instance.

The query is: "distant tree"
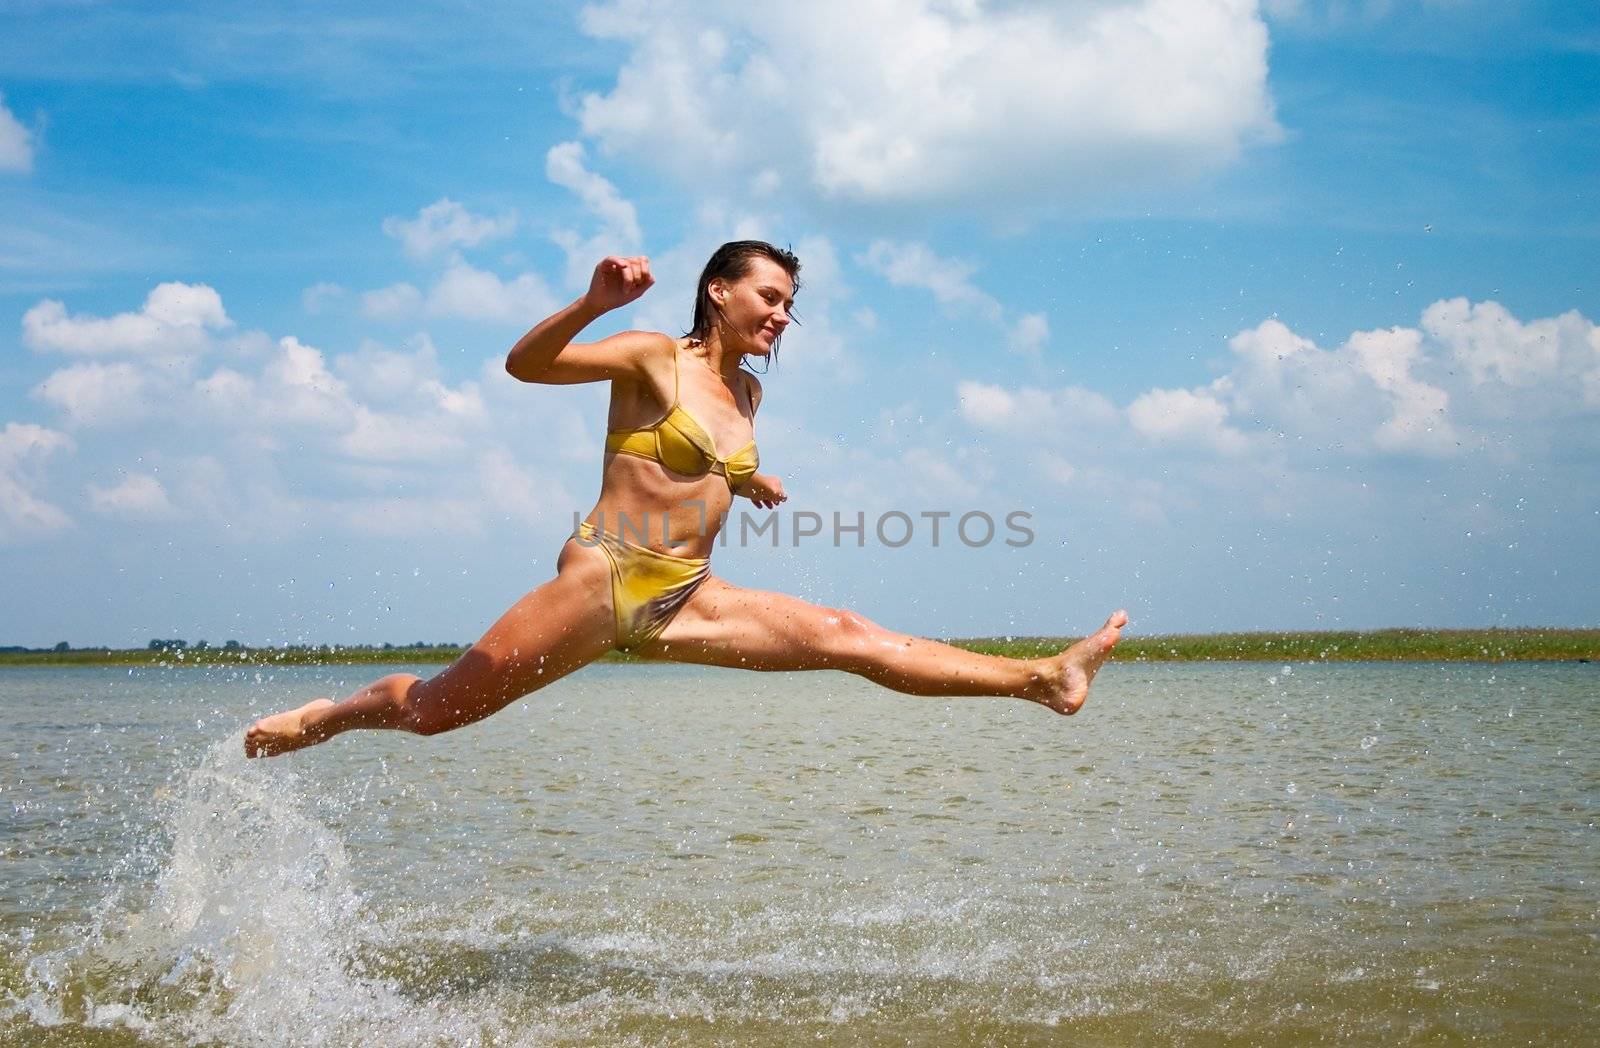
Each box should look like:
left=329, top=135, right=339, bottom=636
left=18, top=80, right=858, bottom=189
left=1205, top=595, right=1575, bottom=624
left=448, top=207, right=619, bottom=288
left=194, top=640, right=209, bottom=650
left=381, top=642, right=393, bottom=650
left=223, top=639, right=242, bottom=651
left=53, top=641, right=69, bottom=652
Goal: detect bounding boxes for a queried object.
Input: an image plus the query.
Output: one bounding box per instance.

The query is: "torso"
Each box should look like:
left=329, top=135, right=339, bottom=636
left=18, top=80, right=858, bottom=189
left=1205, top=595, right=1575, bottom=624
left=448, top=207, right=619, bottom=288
left=587, top=338, right=757, bottom=558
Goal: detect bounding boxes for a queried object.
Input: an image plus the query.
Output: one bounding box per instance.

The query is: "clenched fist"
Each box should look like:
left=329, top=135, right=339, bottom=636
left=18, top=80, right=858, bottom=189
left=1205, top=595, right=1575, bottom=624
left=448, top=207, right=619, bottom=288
left=585, top=255, right=654, bottom=313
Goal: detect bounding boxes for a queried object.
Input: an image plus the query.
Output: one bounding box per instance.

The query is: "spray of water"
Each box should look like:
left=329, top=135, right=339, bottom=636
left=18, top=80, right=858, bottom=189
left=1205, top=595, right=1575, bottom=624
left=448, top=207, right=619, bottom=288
left=12, top=737, right=453, bottom=1045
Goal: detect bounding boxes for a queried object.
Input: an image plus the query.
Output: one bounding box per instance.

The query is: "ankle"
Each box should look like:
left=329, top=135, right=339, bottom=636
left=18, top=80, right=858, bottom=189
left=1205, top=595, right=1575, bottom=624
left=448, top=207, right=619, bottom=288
left=1019, top=659, right=1058, bottom=702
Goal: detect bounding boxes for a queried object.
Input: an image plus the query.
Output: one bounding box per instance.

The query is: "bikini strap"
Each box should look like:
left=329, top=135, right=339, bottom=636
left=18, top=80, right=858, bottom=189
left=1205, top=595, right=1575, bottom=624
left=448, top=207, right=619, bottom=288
left=671, top=340, right=681, bottom=409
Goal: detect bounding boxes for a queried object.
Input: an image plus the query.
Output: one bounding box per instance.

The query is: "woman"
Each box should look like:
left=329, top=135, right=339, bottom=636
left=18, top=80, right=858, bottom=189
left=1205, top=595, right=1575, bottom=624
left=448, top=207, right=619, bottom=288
left=245, top=241, right=1126, bottom=757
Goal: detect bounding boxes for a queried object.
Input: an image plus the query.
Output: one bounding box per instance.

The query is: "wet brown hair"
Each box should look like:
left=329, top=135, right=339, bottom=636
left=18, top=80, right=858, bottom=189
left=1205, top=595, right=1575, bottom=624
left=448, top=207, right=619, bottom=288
left=687, top=240, right=801, bottom=369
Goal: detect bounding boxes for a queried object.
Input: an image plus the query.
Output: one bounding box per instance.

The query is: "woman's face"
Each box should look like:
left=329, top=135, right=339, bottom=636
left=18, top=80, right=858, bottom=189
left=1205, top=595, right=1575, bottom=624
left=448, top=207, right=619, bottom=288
left=712, top=257, right=794, bottom=356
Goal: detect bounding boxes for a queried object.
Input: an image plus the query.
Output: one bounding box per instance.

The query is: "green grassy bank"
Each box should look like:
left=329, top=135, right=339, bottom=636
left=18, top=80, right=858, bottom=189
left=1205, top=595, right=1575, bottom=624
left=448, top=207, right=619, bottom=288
left=2, top=628, right=1595, bottom=667
left=956, top=628, right=1599, bottom=663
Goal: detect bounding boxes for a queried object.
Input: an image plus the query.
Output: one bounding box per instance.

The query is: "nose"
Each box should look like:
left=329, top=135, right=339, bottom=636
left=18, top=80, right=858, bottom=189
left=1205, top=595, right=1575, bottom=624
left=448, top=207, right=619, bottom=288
left=771, top=311, right=790, bottom=331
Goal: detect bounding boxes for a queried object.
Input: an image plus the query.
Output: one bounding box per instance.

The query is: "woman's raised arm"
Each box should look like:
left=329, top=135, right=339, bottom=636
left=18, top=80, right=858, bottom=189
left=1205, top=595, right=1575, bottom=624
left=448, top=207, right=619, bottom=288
left=505, top=255, right=665, bottom=384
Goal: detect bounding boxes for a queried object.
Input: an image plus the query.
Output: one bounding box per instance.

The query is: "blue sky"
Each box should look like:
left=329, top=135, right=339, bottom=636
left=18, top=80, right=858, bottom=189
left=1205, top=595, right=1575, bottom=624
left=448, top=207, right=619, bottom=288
left=1, top=0, right=1597, bottom=647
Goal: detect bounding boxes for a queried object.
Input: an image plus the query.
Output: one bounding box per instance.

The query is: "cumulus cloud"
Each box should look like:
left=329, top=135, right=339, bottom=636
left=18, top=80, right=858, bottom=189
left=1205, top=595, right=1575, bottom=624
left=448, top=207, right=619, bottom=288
left=23, top=282, right=230, bottom=357
left=381, top=198, right=517, bottom=259
left=301, top=281, right=346, bottom=314
left=546, top=141, right=643, bottom=288
left=1422, top=297, right=1597, bottom=394
left=958, top=380, right=1119, bottom=433
left=428, top=257, right=558, bottom=324
left=15, top=283, right=531, bottom=539
left=0, top=422, right=73, bottom=540
left=863, top=240, right=1002, bottom=321
left=1008, top=313, right=1050, bottom=355
left=863, top=240, right=1049, bottom=354
left=1346, top=326, right=1456, bottom=453
left=574, top=0, right=1278, bottom=208
left=86, top=473, right=175, bottom=519
left=960, top=298, right=1600, bottom=483
left=1128, top=385, right=1249, bottom=453
left=362, top=258, right=559, bottom=326
left=361, top=282, right=424, bottom=320
left=0, top=92, right=36, bottom=173
left=32, top=361, right=151, bottom=428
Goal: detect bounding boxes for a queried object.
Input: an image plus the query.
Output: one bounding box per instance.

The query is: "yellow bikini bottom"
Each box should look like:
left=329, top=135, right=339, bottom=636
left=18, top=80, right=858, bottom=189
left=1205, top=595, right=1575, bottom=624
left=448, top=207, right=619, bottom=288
left=573, top=521, right=711, bottom=652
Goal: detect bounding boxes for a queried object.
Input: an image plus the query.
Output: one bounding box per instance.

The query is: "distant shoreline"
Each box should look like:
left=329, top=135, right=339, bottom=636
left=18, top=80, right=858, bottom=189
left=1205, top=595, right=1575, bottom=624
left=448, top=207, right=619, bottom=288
left=1, top=628, right=1594, bottom=666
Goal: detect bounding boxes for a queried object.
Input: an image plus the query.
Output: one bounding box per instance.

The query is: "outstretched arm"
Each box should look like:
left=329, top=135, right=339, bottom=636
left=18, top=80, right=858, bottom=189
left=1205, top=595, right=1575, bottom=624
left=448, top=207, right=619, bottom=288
left=505, top=255, right=665, bottom=384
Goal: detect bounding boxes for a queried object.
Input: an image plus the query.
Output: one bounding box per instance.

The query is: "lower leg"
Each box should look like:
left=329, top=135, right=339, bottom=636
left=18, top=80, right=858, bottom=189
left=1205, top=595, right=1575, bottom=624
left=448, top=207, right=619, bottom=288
left=840, top=610, right=1129, bottom=714
left=835, top=621, right=1044, bottom=698
left=245, top=539, right=620, bottom=758
left=244, top=672, right=425, bottom=757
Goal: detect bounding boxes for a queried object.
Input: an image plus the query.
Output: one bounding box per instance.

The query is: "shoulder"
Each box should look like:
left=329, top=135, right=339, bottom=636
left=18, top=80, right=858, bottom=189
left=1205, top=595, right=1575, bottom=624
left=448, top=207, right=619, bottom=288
left=603, top=329, right=678, bottom=361
left=601, top=330, right=678, bottom=385
left=742, top=370, right=764, bottom=410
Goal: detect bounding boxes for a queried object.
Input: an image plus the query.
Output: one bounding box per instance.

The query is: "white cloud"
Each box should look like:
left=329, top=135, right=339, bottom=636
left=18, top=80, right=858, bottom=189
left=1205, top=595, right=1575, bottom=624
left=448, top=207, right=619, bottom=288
left=1009, top=313, right=1049, bottom=355
left=957, top=380, right=1119, bottom=434
left=332, top=334, right=442, bottom=401
left=86, top=473, right=175, bottom=519
left=1346, top=326, right=1456, bottom=453
left=23, top=282, right=230, bottom=356
left=546, top=141, right=643, bottom=288
left=1421, top=297, right=1594, bottom=390
left=0, top=422, right=73, bottom=540
left=864, top=240, right=1048, bottom=354
left=959, top=298, right=1600, bottom=493
left=301, top=281, right=346, bottom=314
left=31, top=361, right=151, bottom=428
left=863, top=240, right=1000, bottom=321
left=361, top=281, right=424, bottom=320
left=338, top=405, right=469, bottom=462
left=0, top=93, right=35, bottom=173
left=475, top=445, right=579, bottom=526
left=1128, top=384, right=1250, bottom=453
left=381, top=198, right=516, bottom=259
left=428, top=256, right=559, bottom=324
left=363, top=259, right=559, bottom=325
left=575, top=0, right=1277, bottom=209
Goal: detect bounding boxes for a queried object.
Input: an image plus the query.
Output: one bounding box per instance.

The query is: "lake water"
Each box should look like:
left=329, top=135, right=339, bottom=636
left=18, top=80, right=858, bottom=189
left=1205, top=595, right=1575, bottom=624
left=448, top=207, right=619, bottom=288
left=2, top=660, right=1596, bottom=1045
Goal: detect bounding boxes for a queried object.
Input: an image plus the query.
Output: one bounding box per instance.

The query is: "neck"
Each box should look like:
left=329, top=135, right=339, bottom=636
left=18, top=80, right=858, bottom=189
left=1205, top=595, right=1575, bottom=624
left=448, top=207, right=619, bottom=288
left=695, top=331, right=748, bottom=380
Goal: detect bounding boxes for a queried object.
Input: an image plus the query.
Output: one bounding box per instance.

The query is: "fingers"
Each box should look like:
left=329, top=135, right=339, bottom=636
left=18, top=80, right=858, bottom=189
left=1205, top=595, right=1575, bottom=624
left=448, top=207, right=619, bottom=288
left=599, top=256, right=654, bottom=295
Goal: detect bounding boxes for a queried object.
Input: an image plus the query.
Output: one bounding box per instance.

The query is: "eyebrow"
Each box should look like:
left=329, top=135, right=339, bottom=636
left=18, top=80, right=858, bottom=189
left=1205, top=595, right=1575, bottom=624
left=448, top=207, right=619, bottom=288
left=758, top=284, right=796, bottom=309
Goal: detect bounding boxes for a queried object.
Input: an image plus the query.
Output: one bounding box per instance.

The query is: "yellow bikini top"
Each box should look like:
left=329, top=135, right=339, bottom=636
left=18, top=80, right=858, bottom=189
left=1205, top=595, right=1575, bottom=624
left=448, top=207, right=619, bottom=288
left=605, top=345, right=759, bottom=493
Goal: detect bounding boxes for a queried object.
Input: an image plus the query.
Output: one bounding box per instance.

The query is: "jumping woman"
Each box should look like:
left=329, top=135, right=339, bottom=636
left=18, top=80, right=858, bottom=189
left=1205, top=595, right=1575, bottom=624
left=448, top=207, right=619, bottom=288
left=245, top=241, right=1127, bottom=757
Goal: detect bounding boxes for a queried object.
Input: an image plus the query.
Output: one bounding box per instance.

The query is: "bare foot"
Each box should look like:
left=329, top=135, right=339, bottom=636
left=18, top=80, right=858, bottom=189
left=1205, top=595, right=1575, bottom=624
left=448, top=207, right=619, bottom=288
left=244, top=698, right=336, bottom=758
left=1032, top=610, right=1128, bottom=715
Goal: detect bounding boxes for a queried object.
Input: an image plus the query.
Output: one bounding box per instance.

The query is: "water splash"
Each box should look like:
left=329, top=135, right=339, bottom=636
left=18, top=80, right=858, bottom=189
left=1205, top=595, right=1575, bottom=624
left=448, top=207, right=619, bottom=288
left=13, top=737, right=433, bottom=1046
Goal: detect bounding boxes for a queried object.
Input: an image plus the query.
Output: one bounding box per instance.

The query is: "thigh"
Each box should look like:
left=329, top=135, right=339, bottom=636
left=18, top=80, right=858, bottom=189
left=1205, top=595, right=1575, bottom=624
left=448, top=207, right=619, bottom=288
left=640, top=574, right=862, bottom=671
left=413, top=537, right=618, bottom=723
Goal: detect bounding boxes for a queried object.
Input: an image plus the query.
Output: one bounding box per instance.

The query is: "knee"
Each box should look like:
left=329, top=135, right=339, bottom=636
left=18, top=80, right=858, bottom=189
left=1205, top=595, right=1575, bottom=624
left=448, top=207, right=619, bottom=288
left=378, top=673, right=437, bottom=735
left=819, top=607, right=877, bottom=662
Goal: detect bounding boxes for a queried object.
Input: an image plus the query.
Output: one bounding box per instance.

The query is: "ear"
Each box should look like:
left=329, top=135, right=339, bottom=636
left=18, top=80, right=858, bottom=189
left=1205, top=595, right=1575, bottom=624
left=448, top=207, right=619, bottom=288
left=708, top=277, right=729, bottom=308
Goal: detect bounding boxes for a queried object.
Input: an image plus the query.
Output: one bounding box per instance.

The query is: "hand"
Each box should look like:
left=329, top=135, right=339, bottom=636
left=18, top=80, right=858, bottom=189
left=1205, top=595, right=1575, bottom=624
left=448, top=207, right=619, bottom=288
left=584, top=255, right=654, bottom=313
left=742, top=473, right=787, bottom=510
